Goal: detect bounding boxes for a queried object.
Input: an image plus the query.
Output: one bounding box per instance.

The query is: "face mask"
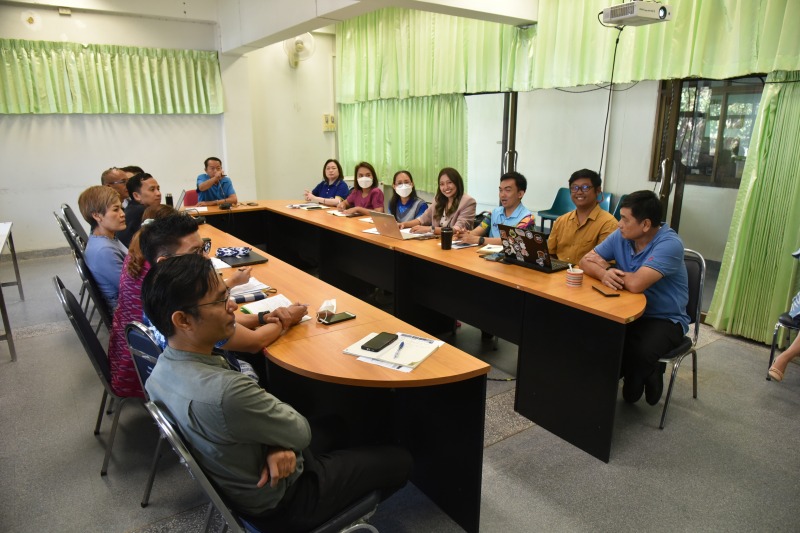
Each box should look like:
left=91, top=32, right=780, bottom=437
left=357, top=177, right=373, bottom=188
left=395, top=184, right=413, bottom=198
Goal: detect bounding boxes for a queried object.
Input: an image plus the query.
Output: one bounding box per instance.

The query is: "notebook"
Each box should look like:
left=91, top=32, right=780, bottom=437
left=343, top=332, right=443, bottom=370
left=371, top=211, right=433, bottom=240
left=497, top=225, right=569, bottom=274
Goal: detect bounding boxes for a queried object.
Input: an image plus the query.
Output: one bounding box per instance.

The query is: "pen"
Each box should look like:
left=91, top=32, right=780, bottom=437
left=393, top=341, right=405, bottom=359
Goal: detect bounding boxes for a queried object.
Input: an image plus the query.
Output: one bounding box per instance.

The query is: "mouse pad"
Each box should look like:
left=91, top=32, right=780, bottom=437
left=217, top=249, right=269, bottom=267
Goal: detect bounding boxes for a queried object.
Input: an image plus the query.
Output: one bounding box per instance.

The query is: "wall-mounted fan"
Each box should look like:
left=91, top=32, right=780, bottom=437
left=283, top=33, right=315, bottom=68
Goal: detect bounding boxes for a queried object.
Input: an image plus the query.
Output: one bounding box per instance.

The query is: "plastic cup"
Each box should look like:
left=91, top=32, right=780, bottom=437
left=566, top=267, right=584, bottom=287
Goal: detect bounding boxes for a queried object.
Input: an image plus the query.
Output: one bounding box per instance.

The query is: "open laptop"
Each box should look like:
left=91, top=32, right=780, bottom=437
left=174, top=189, right=186, bottom=210
left=497, top=224, right=569, bottom=273
left=371, top=211, right=433, bottom=240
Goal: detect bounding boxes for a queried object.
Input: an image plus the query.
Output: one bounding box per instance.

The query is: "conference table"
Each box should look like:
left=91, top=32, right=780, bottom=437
left=200, top=201, right=647, bottom=463
left=200, top=223, right=489, bottom=533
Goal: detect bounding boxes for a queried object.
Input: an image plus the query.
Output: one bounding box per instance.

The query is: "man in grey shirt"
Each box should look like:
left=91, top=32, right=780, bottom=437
left=143, top=254, right=411, bottom=531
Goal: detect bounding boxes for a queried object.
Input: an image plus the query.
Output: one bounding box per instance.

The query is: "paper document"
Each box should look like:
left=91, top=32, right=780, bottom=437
left=210, top=257, right=230, bottom=270
left=442, top=240, right=479, bottom=249
left=240, top=294, right=311, bottom=323
left=343, top=332, right=443, bottom=369
left=362, top=227, right=380, bottom=235
left=286, top=203, right=329, bottom=210
left=477, top=244, right=503, bottom=255
left=230, top=277, right=270, bottom=297
left=358, top=217, right=374, bottom=223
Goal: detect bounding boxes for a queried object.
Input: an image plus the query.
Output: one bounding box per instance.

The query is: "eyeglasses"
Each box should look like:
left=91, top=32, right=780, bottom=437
left=202, top=239, right=212, bottom=254
left=570, top=184, right=595, bottom=193
left=190, top=288, right=231, bottom=309
left=107, top=178, right=128, bottom=185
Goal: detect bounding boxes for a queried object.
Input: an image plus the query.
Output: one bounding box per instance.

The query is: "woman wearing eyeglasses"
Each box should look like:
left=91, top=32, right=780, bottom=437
left=546, top=168, right=618, bottom=264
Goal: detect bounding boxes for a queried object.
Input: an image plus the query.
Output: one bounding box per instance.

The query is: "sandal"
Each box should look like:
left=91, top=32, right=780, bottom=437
left=769, top=366, right=785, bottom=382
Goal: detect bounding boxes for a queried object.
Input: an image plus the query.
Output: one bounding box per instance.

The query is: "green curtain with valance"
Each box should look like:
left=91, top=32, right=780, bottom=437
left=337, top=94, right=467, bottom=192
left=706, top=71, right=800, bottom=344
left=0, top=38, right=224, bottom=114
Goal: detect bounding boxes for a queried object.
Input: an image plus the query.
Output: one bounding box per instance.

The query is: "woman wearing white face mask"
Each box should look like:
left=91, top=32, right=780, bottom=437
left=387, top=170, right=428, bottom=223
left=337, top=161, right=385, bottom=216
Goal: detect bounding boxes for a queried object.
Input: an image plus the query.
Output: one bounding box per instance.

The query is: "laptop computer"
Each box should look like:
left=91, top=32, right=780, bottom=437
left=174, top=189, right=186, bottom=210
left=371, top=211, right=433, bottom=240
left=497, top=224, right=569, bottom=273
left=217, top=248, right=269, bottom=267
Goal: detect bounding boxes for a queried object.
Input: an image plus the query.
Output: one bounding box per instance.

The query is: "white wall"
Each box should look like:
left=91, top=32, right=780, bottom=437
left=0, top=4, right=228, bottom=252
left=246, top=33, right=338, bottom=200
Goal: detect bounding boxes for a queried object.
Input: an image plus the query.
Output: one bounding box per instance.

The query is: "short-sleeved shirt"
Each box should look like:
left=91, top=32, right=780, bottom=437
left=548, top=204, right=618, bottom=263
left=346, top=187, right=384, bottom=210
left=146, top=346, right=311, bottom=516
left=594, top=224, right=690, bottom=332
left=197, top=173, right=236, bottom=202
left=480, top=203, right=533, bottom=238
left=311, top=179, right=350, bottom=201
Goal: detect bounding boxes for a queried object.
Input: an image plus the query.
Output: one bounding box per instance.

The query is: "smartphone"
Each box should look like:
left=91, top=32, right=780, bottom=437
left=361, top=332, right=399, bottom=352
left=319, top=311, right=356, bottom=325
left=482, top=252, right=505, bottom=262
left=593, top=285, right=620, bottom=297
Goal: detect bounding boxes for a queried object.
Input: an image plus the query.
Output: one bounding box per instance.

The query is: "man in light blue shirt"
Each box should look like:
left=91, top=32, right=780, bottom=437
left=580, top=190, right=689, bottom=406
left=197, top=156, right=238, bottom=206
left=457, top=171, right=533, bottom=246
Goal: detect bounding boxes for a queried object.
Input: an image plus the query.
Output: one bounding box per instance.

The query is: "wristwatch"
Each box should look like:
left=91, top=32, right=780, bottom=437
left=478, top=236, right=485, bottom=246
left=257, top=311, right=269, bottom=325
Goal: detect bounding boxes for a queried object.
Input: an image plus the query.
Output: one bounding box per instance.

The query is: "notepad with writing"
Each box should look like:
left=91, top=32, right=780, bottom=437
left=343, top=332, right=443, bottom=370
left=239, top=294, right=311, bottom=323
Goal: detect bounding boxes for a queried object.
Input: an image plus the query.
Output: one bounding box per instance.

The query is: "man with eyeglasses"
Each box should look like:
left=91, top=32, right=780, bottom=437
left=143, top=254, right=411, bottom=531
left=456, top=171, right=533, bottom=246
left=101, top=167, right=131, bottom=208
left=547, top=168, right=617, bottom=264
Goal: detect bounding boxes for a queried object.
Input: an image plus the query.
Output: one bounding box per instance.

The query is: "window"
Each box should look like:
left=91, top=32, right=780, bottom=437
left=652, top=76, right=764, bottom=189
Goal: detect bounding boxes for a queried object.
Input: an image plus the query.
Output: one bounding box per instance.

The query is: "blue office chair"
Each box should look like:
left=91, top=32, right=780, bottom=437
left=54, top=277, right=140, bottom=475
left=126, top=321, right=165, bottom=508
left=599, top=192, right=612, bottom=212
left=656, top=249, right=705, bottom=429
left=537, top=188, right=575, bottom=233
left=612, top=194, right=628, bottom=220
left=144, top=401, right=381, bottom=533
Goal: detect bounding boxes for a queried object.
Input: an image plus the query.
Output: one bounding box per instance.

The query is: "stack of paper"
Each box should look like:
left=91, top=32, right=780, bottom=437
left=286, top=203, right=330, bottom=210
left=343, top=332, right=443, bottom=371
left=230, top=277, right=270, bottom=297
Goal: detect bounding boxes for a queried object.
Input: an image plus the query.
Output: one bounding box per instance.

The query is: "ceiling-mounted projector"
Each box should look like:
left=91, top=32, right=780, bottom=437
left=602, top=1, right=672, bottom=26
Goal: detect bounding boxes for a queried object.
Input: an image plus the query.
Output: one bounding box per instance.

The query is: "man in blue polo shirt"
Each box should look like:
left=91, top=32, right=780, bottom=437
left=197, top=156, right=238, bottom=206
left=580, top=190, right=689, bottom=406
left=457, top=171, right=533, bottom=245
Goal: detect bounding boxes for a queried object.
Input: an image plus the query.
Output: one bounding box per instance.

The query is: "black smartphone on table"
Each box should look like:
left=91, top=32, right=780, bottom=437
left=361, top=332, right=399, bottom=352
left=593, top=285, right=620, bottom=297
left=318, top=311, right=356, bottom=325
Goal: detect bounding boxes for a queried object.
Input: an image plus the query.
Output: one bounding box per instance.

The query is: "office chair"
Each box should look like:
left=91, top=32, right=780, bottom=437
left=61, top=203, right=89, bottom=250
left=54, top=277, right=140, bottom=475
left=53, top=212, right=91, bottom=310
left=125, top=321, right=166, bottom=507
left=766, top=313, right=800, bottom=381
left=537, top=188, right=574, bottom=233
left=612, top=194, right=628, bottom=220
left=74, top=256, right=113, bottom=334
left=184, top=189, right=199, bottom=207
left=144, top=401, right=381, bottom=533
left=656, top=249, right=705, bottom=429
left=598, top=192, right=612, bottom=212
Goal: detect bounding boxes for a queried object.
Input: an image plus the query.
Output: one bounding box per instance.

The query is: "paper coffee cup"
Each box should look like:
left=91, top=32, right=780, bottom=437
left=566, top=267, right=583, bottom=287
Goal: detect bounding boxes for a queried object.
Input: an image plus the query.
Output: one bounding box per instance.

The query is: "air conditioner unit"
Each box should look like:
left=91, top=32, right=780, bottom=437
left=602, top=1, right=672, bottom=27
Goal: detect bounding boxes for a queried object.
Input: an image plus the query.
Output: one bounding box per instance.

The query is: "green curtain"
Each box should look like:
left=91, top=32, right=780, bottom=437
left=0, top=39, right=224, bottom=114
left=337, top=94, right=467, bottom=192
left=706, top=71, right=800, bottom=343
left=335, top=8, right=535, bottom=103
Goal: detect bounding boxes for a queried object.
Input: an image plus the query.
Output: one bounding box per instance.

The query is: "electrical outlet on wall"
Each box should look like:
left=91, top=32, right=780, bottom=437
left=322, top=114, right=336, bottom=132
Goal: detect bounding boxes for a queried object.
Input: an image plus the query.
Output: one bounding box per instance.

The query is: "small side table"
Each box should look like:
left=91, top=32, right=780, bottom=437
left=0, top=222, right=24, bottom=362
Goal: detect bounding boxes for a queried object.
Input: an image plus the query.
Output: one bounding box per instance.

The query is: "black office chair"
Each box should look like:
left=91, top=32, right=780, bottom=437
left=75, top=256, right=113, bottom=334
left=143, top=401, right=381, bottom=533
left=61, top=203, right=89, bottom=251
left=126, top=321, right=165, bottom=507
left=656, top=249, right=705, bottom=429
left=53, top=212, right=91, bottom=310
left=766, top=313, right=800, bottom=381
left=54, top=277, right=140, bottom=475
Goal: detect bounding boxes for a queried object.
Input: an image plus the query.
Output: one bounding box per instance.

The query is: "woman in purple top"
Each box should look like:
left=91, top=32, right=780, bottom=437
left=337, top=161, right=385, bottom=216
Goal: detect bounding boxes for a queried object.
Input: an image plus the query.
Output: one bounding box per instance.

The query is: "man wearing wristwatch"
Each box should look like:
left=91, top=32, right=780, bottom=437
left=456, top=171, right=533, bottom=246
left=197, top=156, right=238, bottom=207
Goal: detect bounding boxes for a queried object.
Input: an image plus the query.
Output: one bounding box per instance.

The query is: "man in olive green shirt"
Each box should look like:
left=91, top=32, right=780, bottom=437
left=143, top=254, right=411, bottom=531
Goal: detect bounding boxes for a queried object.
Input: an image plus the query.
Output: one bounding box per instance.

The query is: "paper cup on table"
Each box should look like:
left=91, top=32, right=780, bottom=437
left=565, top=267, right=584, bottom=287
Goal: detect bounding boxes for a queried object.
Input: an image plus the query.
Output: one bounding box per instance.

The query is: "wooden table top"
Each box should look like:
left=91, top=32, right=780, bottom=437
left=199, top=223, right=489, bottom=388
left=255, top=200, right=646, bottom=324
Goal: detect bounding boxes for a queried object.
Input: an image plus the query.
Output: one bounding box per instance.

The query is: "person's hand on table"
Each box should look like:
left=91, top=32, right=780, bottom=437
left=256, top=448, right=297, bottom=488
left=288, top=304, right=308, bottom=325
left=342, top=207, right=359, bottom=216
left=602, top=268, right=626, bottom=291
left=410, top=225, right=432, bottom=234
left=457, top=232, right=479, bottom=244
left=303, top=190, right=315, bottom=202
left=266, top=306, right=297, bottom=330
left=225, top=266, right=252, bottom=287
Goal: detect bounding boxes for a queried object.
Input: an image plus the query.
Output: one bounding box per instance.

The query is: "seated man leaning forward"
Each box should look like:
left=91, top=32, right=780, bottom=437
left=142, top=254, right=412, bottom=532
left=547, top=168, right=617, bottom=264
left=579, top=190, right=689, bottom=407
left=456, top=171, right=533, bottom=246
left=197, top=156, right=238, bottom=207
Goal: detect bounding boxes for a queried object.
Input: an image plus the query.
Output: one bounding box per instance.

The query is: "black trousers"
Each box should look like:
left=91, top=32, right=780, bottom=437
left=623, top=317, right=684, bottom=382
left=244, top=445, right=412, bottom=532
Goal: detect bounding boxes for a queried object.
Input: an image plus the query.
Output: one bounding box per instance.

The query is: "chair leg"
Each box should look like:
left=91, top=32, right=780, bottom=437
left=659, top=358, right=682, bottom=430
left=101, top=398, right=125, bottom=476
left=106, top=397, right=115, bottom=415
left=141, top=435, right=166, bottom=507
left=94, top=390, right=108, bottom=435
left=691, top=349, right=698, bottom=398
left=203, top=502, right=215, bottom=533
left=767, top=321, right=781, bottom=380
